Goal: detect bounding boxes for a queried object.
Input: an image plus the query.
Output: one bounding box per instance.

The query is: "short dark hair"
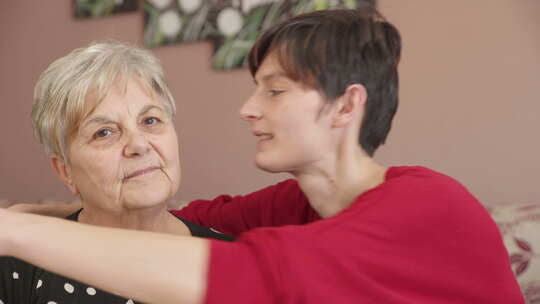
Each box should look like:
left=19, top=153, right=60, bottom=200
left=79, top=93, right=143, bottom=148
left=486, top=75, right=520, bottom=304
left=248, top=7, right=401, bottom=156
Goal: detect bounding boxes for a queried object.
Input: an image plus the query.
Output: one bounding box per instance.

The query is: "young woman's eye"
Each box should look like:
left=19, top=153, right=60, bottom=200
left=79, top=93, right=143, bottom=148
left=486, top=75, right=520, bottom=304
left=268, top=89, right=284, bottom=97
left=143, top=117, right=161, bottom=126
left=93, top=128, right=113, bottom=139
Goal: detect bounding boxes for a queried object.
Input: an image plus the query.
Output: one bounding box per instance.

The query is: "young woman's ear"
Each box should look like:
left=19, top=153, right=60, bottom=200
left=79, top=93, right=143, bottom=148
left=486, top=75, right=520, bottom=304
left=50, top=156, right=79, bottom=195
left=332, top=84, right=367, bottom=127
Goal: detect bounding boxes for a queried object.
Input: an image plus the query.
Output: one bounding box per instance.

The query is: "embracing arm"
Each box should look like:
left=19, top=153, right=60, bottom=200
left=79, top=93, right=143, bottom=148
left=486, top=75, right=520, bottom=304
left=8, top=201, right=81, bottom=217
left=0, top=208, right=208, bottom=304
left=174, top=179, right=317, bottom=235
left=7, top=180, right=314, bottom=235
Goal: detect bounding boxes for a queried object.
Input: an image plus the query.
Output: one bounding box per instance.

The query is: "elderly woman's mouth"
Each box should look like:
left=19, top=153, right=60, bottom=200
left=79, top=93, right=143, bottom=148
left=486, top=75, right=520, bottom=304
left=124, top=166, right=161, bottom=181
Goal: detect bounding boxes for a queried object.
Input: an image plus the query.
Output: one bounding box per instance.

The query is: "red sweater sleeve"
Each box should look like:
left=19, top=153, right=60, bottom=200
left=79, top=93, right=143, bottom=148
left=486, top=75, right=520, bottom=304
left=203, top=167, right=524, bottom=303
left=170, top=179, right=319, bottom=235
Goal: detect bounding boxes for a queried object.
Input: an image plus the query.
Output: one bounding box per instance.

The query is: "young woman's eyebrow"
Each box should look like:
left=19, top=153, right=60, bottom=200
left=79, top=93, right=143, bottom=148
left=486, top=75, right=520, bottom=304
left=255, top=72, right=289, bottom=85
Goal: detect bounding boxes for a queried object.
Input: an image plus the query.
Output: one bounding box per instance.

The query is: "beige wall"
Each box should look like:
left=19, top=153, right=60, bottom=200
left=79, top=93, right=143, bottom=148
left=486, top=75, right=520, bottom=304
left=0, top=0, right=538, bottom=205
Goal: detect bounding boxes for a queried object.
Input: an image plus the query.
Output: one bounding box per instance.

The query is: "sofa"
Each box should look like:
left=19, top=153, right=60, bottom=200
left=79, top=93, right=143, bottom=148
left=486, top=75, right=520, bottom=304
left=488, top=202, right=540, bottom=303
left=1, top=198, right=539, bottom=303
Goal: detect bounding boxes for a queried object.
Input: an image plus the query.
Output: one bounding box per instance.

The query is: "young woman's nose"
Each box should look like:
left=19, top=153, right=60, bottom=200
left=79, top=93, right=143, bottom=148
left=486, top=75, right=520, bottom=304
left=239, top=94, right=262, bottom=121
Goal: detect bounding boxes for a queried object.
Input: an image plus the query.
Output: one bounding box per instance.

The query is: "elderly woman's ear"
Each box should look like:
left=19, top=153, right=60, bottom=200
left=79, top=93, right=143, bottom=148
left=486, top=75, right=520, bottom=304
left=50, top=156, right=79, bottom=196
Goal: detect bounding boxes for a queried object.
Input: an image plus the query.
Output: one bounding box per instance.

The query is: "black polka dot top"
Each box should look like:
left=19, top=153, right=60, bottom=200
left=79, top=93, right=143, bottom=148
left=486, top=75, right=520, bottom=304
left=0, top=209, right=234, bottom=303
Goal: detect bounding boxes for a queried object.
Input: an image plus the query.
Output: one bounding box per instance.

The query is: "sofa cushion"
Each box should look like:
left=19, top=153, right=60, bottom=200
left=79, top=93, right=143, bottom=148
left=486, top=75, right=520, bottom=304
left=489, top=202, right=540, bottom=303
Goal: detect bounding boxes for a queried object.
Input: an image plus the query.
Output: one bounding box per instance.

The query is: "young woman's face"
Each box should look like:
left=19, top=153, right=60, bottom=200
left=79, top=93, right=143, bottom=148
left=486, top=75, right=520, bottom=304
left=240, top=53, right=336, bottom=174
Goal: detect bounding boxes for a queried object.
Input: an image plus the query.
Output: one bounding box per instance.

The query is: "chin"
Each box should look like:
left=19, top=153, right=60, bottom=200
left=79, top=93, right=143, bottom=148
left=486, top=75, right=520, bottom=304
left=254, top=156, right=290, bottom=174
left=124, top=189, right=171, bottom=210
left=122, top=173, right=177, bottom=208
left=255, top=162, right=279, bottom=173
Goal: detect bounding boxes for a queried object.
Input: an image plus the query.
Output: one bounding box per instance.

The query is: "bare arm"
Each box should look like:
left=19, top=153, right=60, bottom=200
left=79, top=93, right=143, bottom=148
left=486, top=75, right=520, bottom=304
left=0, top=208, right=209, bottom=304
left=7, top=201, right=81, bottom=217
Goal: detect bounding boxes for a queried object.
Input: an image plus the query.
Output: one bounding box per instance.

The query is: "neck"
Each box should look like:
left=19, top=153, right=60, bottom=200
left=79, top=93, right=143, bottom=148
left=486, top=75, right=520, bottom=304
left=77, top=203, right=189, bottom=236
left=293, top=144, right=387, bottom=218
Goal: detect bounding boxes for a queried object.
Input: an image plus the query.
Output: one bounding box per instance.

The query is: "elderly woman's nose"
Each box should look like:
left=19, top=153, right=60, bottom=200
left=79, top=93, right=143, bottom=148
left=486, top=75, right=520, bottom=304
left=123, top=131, right=151, bottom=157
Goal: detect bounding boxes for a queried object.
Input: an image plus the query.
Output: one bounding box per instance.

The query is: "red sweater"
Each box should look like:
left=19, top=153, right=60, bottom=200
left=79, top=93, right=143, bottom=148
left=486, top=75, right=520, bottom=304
left=172, top=166, right=523, bottom=303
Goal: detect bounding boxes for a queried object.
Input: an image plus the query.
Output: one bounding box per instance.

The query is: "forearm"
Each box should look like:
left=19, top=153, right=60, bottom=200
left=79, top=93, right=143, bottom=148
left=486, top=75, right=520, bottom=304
left=8, top=201, right=81, bottom=217
left=1, top=210, right=209, bottom=304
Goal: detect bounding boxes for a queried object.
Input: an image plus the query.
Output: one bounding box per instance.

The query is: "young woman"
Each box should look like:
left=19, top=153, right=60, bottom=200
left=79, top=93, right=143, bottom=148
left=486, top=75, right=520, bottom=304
left=0, top=7, right=523, bottom=304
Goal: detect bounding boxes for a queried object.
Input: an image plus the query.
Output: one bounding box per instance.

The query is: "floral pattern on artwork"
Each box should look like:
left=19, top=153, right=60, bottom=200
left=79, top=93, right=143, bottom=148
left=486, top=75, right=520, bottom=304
left=143, top=0, right=372, bottom=69
left=74, top=0, right=139, bottom=18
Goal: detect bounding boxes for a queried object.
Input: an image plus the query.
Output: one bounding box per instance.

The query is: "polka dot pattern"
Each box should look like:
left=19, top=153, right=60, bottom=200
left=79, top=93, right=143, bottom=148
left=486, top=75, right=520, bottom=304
left=1, top=213, right=230, bottom=303
left=64, top=282, right=75, bottom=294
left=87, top=287, right=97, bottom=296
left=210, top=227, right=224, bottom=234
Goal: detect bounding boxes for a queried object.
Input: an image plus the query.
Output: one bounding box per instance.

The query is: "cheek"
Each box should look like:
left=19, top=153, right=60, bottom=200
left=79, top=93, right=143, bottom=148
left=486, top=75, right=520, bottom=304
left=156, top=133, right=181, bottom=180
left=71, top=152, right=120, bottom=188
left=161, top=133, right=180, bottom=164
left=284, top=120, right=328, bottom=154
left=280, top=113, right=315, bottom=139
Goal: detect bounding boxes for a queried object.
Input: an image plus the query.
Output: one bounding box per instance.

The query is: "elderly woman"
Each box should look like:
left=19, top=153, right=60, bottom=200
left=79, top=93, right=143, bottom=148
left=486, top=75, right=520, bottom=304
left=1, top=7, right=523, bottom=304
left=0, top=41, right=232, bottom=303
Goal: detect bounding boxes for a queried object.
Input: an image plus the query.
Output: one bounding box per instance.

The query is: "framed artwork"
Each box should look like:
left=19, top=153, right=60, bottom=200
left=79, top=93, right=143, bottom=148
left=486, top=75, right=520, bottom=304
left=74, top=0, right=139, bottom=18
left=143, top=0, right=367, bottom=69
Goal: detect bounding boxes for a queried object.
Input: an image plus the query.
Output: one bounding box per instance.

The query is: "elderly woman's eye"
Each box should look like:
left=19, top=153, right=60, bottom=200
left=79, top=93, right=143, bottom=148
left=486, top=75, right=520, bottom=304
left=143, top=117, right=161, bottom=126
left=94, top=128, right=113, bottom=139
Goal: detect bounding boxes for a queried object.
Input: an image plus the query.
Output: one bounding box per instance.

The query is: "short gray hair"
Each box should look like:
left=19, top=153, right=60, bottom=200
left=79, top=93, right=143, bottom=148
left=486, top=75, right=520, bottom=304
left=32, top=40, right=176, bottom=161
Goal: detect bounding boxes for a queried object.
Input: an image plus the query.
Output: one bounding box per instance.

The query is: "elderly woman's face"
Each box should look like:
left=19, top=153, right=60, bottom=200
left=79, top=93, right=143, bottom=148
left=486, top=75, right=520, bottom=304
left=61, top=78, right=180, bottom=211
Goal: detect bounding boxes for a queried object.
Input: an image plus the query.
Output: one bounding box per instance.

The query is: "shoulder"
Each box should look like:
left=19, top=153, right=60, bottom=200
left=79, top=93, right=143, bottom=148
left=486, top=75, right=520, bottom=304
left=382, top=166, right=479, bottom=205
left=346, top=166, right=495, bottom=237
left=386, top=166, right=464, bottom=188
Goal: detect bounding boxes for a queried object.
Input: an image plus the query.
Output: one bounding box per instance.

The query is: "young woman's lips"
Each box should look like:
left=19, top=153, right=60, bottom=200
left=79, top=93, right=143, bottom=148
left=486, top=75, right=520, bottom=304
left=258, top=135, right=273, bottom=141
left=253, top=131, right=273, bottom=141
left=124, top=166, right=160, bottom=180
left=254, top=132, right=274, bottom=149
